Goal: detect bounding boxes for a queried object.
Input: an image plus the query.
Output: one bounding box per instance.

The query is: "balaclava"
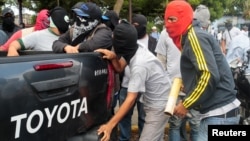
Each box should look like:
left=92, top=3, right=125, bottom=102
left=225, top=20, right=233, bottom=31
left=132, top=14, right=147, bottom=39
left=49, top=6, right=70, bottom=34
left=194, top=4, right=210, bottom=30
left=34, top=9, right=49, bottom=31
left=71, top=2, right=102, bottom=41
left=113, top=20, right=138, bottom=64
left=165, top=0, right=193, bottom=50
left=2, top=8, right=15, bottom=32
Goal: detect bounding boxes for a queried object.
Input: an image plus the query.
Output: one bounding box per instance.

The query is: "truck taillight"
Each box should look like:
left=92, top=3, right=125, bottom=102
left=34, top=61, right=73, bottom=71
left=107, top=62, right=115, bottom=109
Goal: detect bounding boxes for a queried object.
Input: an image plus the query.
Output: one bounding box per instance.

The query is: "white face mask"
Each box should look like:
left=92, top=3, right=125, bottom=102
left=71, top=18, right=99, bottom=41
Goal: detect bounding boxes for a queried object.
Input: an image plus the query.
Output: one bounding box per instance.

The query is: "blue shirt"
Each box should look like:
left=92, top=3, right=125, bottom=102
left=150, top=31, right=160, bottom=41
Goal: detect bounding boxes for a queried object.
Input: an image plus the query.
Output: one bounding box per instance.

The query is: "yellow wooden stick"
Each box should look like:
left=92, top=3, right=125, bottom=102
left=164, top=77, right=182, bottom=116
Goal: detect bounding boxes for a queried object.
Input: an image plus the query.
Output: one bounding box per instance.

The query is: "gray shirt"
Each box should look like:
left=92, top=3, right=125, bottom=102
left=0, top=30, right=8, bottom=45
left=155, top=30, right=181, bottom=81
left=19, top=28, right=59, bottom=51
left=128, top=44, right=171, bottom=109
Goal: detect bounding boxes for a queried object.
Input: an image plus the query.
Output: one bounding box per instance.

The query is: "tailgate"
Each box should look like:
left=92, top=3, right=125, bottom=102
left=0, top=53, right=111, bottom=141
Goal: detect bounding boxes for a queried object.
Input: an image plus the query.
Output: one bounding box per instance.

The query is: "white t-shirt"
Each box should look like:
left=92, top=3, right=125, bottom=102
left=226, top=33, right=250, bottom=64
left=121, top=35, right=151, bottom=88
left=20, top=28, right=59, bottom=51
left=128, top=45, right=171, bottom=109
left=222, top=27, right=241, bottom=50
left=155, top=30, right=181, bottom=81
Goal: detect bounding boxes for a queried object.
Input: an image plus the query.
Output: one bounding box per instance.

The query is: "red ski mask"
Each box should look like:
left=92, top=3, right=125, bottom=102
left=164, top=1, right=193, bottom=50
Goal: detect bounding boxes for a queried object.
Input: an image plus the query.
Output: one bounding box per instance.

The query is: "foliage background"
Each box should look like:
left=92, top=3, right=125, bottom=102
left=1, top=0, right=250, bottom=32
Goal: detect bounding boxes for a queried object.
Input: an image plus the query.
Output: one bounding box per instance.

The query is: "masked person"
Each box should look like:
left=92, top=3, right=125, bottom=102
left=117, top=14, right=158, bottom=141
left=52, top=2, right=112, bottom=53
left=0, top=7, right=21, bottom=41
left=165, top=1, right=241, bottom=141
left=0, top=9, right=50, bottom=51
left=102, top=10, right=119, bottom=31
left=96, top=20, right=171, bottom=141
left=7, top=6, right=69, bottom=56
left=221, top=19, right=241, bottom=55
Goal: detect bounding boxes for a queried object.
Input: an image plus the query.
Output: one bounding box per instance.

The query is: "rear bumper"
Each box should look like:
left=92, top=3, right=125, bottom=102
left=67, top=125, right=118, bottom=141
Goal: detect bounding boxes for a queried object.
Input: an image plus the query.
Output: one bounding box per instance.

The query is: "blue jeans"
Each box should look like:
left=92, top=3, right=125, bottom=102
left=168, top=109, right=200, bottom=141
left=118, top=87, right=145, bottom=141
left=111, top=91, right=119, bottom=115
left=197, top=113, right=240, bottom=141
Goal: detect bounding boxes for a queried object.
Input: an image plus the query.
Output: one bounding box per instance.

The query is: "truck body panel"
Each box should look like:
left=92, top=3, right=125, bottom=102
left=0, top=52, right=115, bottom=141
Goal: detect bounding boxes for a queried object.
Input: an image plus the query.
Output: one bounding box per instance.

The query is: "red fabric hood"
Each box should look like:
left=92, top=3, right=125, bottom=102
left=164, top=0, right=193, bottom=50
left=34, top=9, right=49, bottom=31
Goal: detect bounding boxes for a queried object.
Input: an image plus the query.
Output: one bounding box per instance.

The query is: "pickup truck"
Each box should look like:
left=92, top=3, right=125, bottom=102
left=0, top=51, right=117, bottom=141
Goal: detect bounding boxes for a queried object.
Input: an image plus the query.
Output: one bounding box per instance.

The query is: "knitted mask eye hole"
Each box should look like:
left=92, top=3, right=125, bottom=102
left=132, top=23, right=139, bottom=26
left=4, top=13, right=13, bottom=18
left=167, top=16, right=178, bottom=23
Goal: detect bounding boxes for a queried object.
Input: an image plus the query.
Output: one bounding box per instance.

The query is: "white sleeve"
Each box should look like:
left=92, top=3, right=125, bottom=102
left=128, top=66, right=147, bottom=93
left=21, top=32, right=39, bottom=50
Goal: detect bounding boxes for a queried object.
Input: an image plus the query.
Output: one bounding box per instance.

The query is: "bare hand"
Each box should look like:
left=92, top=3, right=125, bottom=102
left=95, top=49, right=117, bottom=60
left=64, top=45, right=79, bottom=53
left=174, top=100, right=188, bottom=118
left=7, top=50, right=19, bottom=57
left=97, top=124, right=112, bottom=141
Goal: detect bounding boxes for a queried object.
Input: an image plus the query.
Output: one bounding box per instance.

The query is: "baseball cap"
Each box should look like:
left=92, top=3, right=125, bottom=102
left=1, top=7, right=14, bottom=17
left=71, top=2, right=102, bottom=20
left=50, top=6, right=70, bottom=34
left=102, top=10, right=119, bottom=27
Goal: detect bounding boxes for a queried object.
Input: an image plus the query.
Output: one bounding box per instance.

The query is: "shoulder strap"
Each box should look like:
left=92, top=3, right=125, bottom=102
left=87, top=23, right=107, bottom=40
left=228, top=30, right=232, bottom=40
left=71, top=23, right=107, bottom=46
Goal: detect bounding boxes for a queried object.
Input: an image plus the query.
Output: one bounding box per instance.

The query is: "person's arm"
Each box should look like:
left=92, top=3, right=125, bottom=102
left=0, top=30, right=22, bottom=51
left=221, top=39, right=226, bottom=54
left=156, top=53, right=167, bottom=70
left=7, top=40, right=21, bottom=56
left=52, top=30, right=73, bottom=53
left=95, top=49, right=127, bottom=73
left=220, top=32, right=226, bottom=54
left=97, top=92, right=137, bottom=141
left=78, top=27, right=112, bottom=52
left=155, top=30, right=168, bottom=70
left=175, top=34, right=221, bottom=117
left=183, top=33, right=220, bottom=109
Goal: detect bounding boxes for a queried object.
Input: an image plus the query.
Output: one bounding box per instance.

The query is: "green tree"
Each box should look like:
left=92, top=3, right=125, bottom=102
left=2, top=0, right=239, bottom=23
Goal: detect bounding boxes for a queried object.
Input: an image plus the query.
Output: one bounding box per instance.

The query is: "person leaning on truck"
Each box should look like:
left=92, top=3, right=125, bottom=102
left=52, top=2, right=113, bottom=53
left=0, top=9, right=50, bottom=51
left=95, top=20, right=172, bottom=141
left=7, top=6, right=69, bottom=56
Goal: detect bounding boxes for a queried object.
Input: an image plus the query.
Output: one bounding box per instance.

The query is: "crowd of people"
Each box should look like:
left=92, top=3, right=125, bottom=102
left=1, top=0, right=248, bottom=141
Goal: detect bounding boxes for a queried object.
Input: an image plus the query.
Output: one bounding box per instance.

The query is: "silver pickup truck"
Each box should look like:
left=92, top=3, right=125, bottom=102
left=0, top=51, right=117, bottom=141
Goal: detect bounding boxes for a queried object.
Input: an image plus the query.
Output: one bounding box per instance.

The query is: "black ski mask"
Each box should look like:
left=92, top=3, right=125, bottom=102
left=225, top=21, right=233, bottom=31
left=2, top=16, right=15, bottom=32
left=132, top=14, right=147, bottom=39
left=103, top=20, right=115, bottom=31
left=113, top=20, right=138, bottom=64
left=134, top=25, right=146, bottom=39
